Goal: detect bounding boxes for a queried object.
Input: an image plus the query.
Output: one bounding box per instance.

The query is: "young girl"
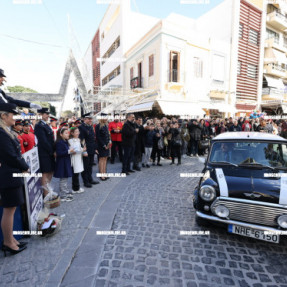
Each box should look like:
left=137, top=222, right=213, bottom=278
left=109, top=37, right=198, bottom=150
left=54, top=128, right=75, bottom=202
left=68, top=127, right=86, bottom=192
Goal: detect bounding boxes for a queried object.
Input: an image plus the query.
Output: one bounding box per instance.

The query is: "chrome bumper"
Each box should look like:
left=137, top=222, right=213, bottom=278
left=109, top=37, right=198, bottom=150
left=196, top=211, right=283, bottom=232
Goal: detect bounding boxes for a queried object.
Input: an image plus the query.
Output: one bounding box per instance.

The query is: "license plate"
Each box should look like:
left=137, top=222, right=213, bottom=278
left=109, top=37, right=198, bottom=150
left=228, top=224, right=280, bottom=243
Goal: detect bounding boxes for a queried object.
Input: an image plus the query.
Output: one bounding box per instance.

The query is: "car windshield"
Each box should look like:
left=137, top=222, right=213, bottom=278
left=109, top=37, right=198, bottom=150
left=209, top=141, right=287, bottom=168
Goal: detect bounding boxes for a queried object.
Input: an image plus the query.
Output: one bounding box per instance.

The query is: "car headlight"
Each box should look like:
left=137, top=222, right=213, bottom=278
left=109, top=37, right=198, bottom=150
left=214, top=205, right=230, bottom=218
left=277, top=214, right=287, bottom=229
left=199, top=185, right=216, bottom=202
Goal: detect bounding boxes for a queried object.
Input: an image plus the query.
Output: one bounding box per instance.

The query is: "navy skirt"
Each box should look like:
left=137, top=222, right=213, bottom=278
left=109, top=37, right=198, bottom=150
left=0, top=186, right=25, bottom=208
left=39, top=155, right=55, bottom=173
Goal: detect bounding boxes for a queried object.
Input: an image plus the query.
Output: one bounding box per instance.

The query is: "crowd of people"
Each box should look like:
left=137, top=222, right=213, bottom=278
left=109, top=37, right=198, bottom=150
left=2, top=67, right=287, bottom=256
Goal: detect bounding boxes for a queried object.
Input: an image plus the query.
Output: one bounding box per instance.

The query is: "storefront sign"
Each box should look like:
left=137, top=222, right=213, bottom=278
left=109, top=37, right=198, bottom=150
left=23, top=147, right=43, bottom=231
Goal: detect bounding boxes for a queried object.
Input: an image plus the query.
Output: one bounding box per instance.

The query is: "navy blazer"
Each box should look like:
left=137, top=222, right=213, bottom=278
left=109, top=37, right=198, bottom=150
left=79, top=123, right=97, bottom=155
left=0, top=89, right=31, bottom=108
left=0, top=128, right=29, bottom=188
left=34, top=121, right=55, bottom=157
left=96, top=124, right=110, bottom=149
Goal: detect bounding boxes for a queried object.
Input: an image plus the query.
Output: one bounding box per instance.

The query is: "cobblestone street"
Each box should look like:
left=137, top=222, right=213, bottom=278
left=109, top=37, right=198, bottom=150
left=1, top=158, right=287, bottom=287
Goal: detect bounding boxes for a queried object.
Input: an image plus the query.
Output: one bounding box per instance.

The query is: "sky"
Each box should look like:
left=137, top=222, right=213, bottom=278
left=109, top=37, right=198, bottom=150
left=0, top=0, right=224, bottom=111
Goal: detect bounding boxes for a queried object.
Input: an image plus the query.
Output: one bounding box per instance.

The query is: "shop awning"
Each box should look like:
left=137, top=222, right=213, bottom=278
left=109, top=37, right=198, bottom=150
left=265, top=48, right=287, bottom=64
left=157, top=100, right=205, bottom=117
left=264, top=75, right=285, bottom=89
left=201, top=102, right=237, bottom=113
left=126, top=101, right=154, bottom=113
left=272, top=48, right=287, bottom=64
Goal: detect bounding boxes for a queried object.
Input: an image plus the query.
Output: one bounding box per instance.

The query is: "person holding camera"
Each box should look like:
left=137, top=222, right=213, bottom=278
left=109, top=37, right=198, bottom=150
left=0, top=69, right=41, bottom=110
left=0, top=103, right=29, bottom=256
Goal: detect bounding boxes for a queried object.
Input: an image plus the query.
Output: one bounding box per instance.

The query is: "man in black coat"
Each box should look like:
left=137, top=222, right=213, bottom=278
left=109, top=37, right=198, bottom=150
left=188, top=118, right=202, bottom=157
left=133, top=116, right=145, bottom=171
left=121, top=113, right=137, bottom=175
left=79, top=113, right=99, bottom=187
left=0, top=69, right=41, bottom=109
left=34, top=108, right=55, bottom=196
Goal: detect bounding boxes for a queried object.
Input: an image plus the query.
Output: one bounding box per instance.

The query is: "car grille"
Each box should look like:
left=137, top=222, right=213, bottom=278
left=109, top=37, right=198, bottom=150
left=211, top=198, right=287, bottom=227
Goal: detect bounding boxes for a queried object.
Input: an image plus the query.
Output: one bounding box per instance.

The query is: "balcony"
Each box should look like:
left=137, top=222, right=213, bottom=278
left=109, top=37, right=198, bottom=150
left=165, top=69, right=184, bottom=92
left=267, top=10, right=287, bottom=30
left=130, top=77, right=144, bottom=89
left=262, top=87, right=284, bottom=101
left=264, top=63, right=286, bottom=78
left=265, top=37, right=287, bottom=53
left=167, top=69, right=181, bottom=83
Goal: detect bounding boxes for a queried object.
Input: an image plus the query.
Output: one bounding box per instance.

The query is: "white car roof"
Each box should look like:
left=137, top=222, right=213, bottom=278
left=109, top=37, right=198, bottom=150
left=213, top=132, right=287, bottom=142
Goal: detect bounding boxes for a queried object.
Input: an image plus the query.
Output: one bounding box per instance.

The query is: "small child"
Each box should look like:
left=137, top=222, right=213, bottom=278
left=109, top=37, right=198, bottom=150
left=68, top=127, right=86, bottom=193
left=54, top=128, right=75, bottom=202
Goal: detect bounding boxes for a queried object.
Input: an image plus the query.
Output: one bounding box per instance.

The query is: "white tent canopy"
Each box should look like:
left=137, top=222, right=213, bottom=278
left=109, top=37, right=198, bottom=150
left=157, top=100, right=205, bottom=117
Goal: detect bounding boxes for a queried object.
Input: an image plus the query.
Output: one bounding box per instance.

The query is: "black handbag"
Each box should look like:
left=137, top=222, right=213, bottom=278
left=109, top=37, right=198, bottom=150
left=172, top=135, right=182, bottom=147
left=199, top=139, right=209, bottom=149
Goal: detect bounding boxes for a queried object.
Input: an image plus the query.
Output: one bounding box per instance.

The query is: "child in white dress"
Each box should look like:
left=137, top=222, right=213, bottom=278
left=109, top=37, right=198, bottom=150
left=68, top=127, right=86, bottom=193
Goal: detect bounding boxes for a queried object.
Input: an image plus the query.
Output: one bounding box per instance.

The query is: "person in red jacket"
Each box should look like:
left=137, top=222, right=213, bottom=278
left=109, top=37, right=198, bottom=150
left=21, top=120, right=36, bottom=152
left=12, top=120, right=25, bottom=154
left=108, top=115, right=123, bottom=164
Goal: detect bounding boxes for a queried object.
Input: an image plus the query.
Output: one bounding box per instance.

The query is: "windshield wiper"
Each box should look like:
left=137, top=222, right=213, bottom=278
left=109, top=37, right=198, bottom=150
left=211, top=161, right=238, bottom=167
left=238, top=162, right=277, bottom=171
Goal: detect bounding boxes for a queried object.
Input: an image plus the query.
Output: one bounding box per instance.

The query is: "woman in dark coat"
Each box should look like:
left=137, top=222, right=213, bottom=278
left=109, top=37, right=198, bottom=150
left=0, top=103, right=29, bottom=256
left=54, top=128, right=74, bottom=202
left=188, top=119, right=202, bottom=157
left=96, top=119, right=111, bottom=181
left=198, top=119, right=209, bottom=156
left=170, top=122, right=182, bottom=165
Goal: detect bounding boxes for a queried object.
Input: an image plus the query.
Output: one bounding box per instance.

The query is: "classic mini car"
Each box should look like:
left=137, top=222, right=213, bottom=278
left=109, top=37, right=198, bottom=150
left=193, top=132, right=287, bottom=243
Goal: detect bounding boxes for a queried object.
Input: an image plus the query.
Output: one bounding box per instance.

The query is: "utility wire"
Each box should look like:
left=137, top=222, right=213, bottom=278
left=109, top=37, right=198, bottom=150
left=0, top=33, right=67, bottom=48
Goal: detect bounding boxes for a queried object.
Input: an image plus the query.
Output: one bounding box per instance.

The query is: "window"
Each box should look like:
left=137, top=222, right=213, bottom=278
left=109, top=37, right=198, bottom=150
left=193, top=57, right=203, bottom=78
left=212, top=54, right=225, bottom=82
left=102, top=65, right=121, bottom=86
left=130, top=67, right=134, bottom=81
left=169, top=51, right=180, bottom=82
left=101, top=32, right=104, bottom=40
left=237, top=61, right=241, bottom=75
left=149, top=55, right=154, bottom=77
left=102, top=36, right=121, bottom=65
left=249, top=29, right=259, bottom=45
left=239, top=23, right=243, bottom=39
left=247, top=64, right=257, bottom=78
left=266, top=28, right=279, bottom=44
left=284, top=36, right=287, bottom=48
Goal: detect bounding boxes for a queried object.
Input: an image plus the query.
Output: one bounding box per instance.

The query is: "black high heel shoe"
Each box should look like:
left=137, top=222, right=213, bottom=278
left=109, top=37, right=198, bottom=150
left=1, top=241, right=27, bottom=248
left=2, top=244, right=27, bottom=257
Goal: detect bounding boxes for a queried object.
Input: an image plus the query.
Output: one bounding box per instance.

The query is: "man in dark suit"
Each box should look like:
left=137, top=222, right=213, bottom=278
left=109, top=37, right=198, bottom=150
left=0, top=69, right=41, bottom=109
left=34, top=108, right=55, bottom=196
left=121, top=113, right=137, bottom=175
left=79, top=112, right=99, bottom=188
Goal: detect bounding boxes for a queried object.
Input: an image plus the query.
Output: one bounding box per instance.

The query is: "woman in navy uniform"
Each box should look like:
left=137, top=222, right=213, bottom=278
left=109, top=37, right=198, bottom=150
left=0, top=103, right=29, bottom=256
left=95, top=115, right=111, bottom=181
left=79, top=113, right=99, bottom=187
left=34, top=108, right=55, bottom=196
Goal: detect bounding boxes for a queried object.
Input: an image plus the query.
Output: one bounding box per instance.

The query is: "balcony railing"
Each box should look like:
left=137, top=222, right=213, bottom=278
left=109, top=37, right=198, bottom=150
left=262, top=87, right=284, bottom=96
left=168, top=69, right=180, bottom=83
left=275, top=11, right=287, bottom=22
left=130, top=77, right=144, bottom=89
